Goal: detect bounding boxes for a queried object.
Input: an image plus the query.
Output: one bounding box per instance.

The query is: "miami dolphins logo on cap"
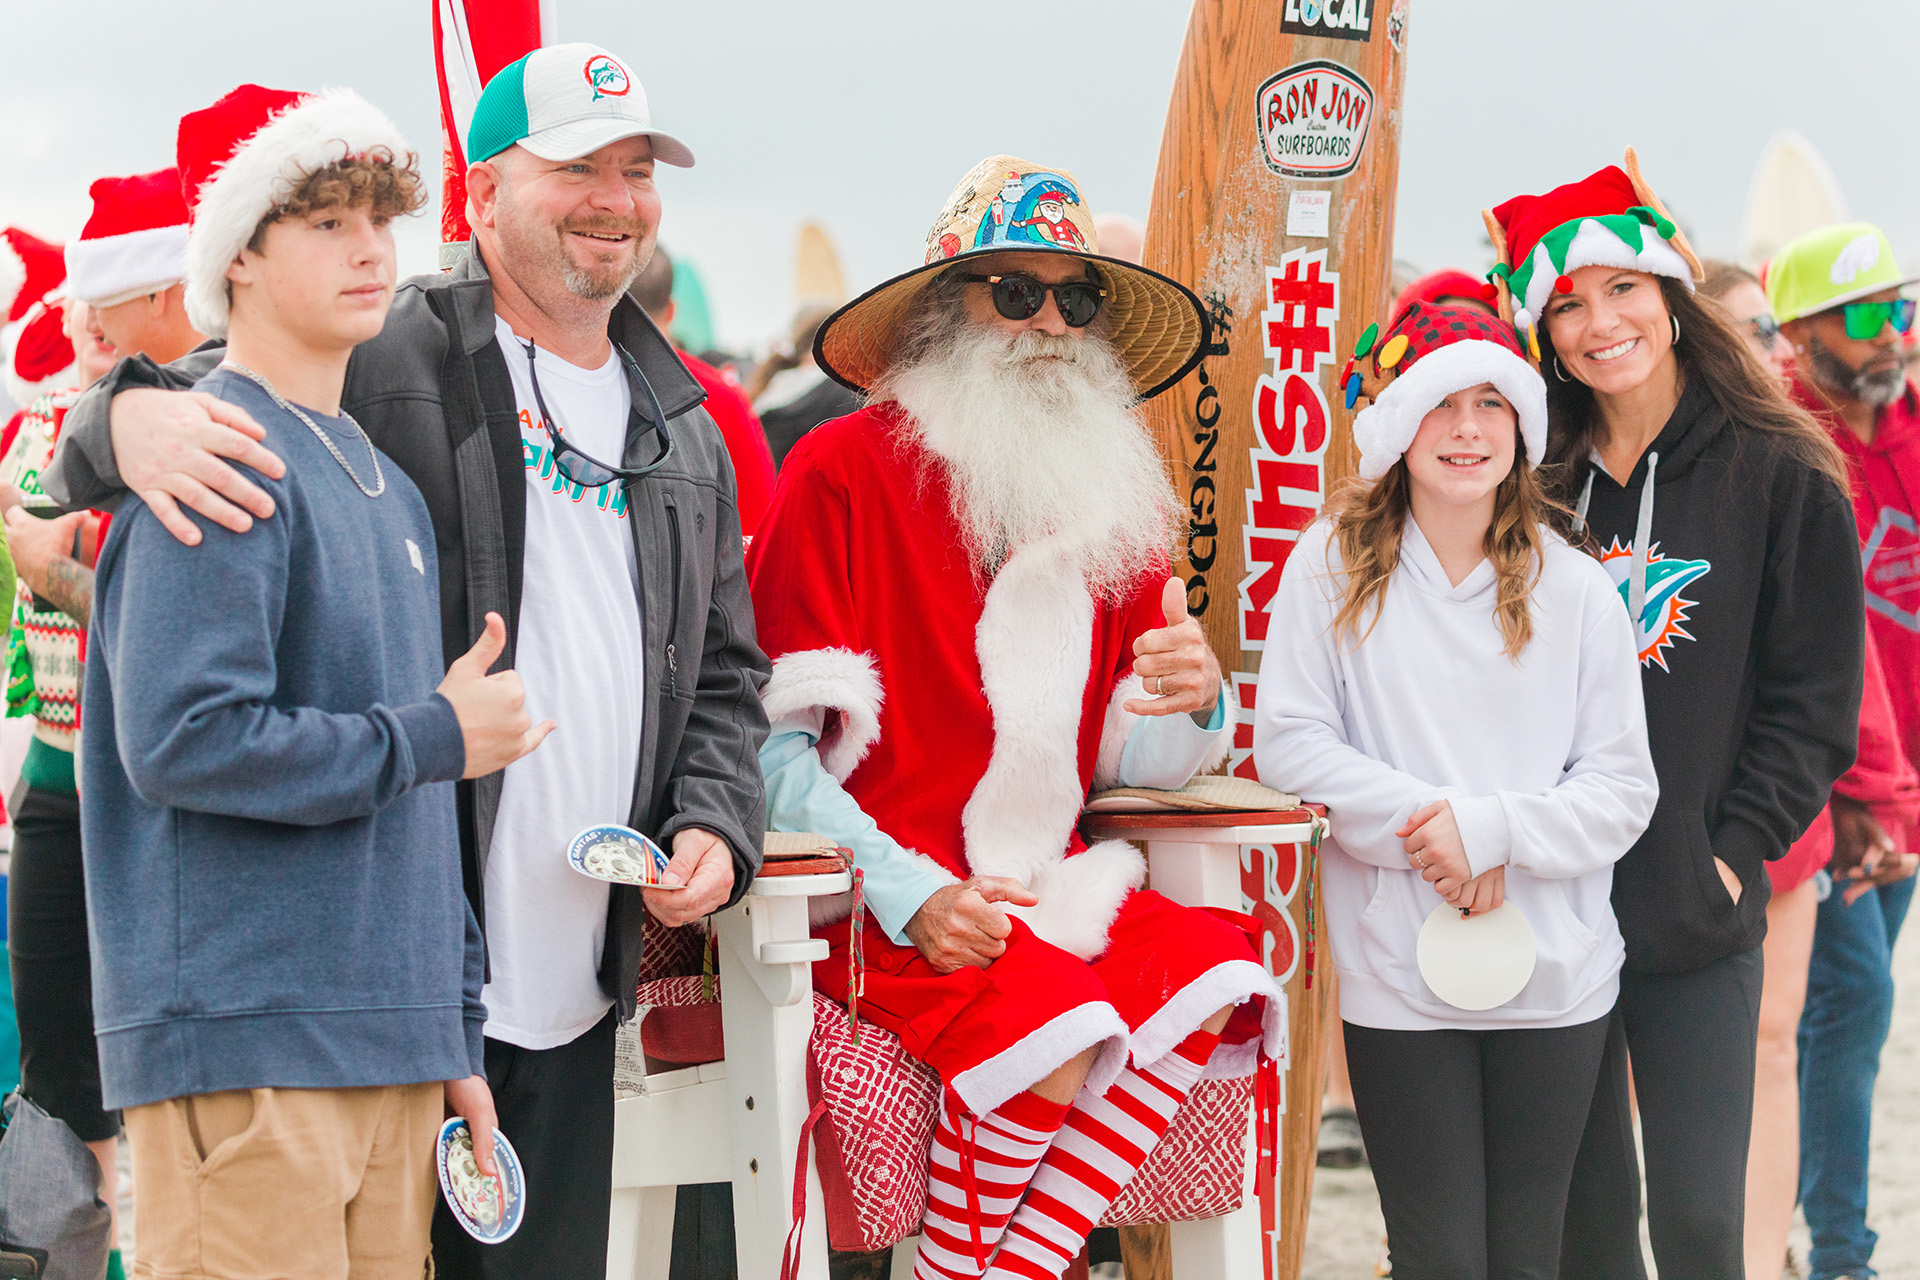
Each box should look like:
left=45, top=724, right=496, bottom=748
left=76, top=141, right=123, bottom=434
left=584, top=55, right=631, bottom=101
left=1599, top=538, right=1712, bottom=671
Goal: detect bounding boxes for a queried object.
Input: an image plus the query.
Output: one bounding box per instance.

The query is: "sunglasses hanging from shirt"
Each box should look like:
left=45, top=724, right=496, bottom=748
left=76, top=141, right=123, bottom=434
left=1842, top=298, right=1917, bottom=341
left=519, top=339, right=675, bottom=488
left=958, top=272, right=1108, bottom=328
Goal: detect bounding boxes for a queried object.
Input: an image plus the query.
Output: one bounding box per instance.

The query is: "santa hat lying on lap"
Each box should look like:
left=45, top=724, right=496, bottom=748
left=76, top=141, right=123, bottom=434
left=177, top=83, right=411, bottom=338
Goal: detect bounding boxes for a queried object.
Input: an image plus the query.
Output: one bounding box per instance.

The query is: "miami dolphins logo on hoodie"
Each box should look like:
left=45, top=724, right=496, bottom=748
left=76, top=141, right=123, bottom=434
left=1598, top=538, right=1712, bottom=671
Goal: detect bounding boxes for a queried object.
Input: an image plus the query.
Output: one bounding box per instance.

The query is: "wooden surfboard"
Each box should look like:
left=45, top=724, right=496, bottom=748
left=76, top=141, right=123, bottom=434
left=1136, top=2, right=1411, bottom=1276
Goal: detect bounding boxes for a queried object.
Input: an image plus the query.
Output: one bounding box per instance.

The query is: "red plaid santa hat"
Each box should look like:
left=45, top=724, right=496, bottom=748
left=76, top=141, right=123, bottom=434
left=1345, top=301, right=1547, bottom=481
left=66, top=169, right=191, bottom=308
left=177, top=84, right=411, bottom=338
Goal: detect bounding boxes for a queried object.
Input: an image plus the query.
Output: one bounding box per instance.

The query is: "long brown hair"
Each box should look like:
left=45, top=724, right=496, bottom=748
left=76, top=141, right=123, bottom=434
left=1329, top=424, right=1557, bottom=660
left=1536, top=277, right=1847, bottom=509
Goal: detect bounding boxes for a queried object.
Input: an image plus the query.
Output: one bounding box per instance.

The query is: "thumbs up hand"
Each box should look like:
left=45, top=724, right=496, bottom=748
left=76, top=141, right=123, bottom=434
left=437, top=612, right=557, bottom=779
left=1123, top=576, right=1224, bottom=719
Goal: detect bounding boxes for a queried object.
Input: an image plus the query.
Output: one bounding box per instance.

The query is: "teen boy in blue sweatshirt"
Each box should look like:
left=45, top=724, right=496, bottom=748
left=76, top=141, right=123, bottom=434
left=81, top=86, right=552, bottom=1275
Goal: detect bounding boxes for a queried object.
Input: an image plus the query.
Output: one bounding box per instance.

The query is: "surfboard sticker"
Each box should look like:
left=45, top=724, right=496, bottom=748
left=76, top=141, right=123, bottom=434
left=1257, top=61, right=1376, bottom=179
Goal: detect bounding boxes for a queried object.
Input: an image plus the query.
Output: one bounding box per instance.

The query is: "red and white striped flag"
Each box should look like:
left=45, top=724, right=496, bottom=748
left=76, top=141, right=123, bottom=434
left=432, top=0, right=547, bottom=258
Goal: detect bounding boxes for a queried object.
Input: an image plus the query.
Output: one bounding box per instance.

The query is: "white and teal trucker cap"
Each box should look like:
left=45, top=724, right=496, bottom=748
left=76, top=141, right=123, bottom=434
left=466, top=43, right=694, bottom=168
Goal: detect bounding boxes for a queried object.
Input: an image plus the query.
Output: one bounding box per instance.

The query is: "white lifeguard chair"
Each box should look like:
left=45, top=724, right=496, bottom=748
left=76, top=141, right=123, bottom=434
left=606, top=807, right=1328, bottom=1280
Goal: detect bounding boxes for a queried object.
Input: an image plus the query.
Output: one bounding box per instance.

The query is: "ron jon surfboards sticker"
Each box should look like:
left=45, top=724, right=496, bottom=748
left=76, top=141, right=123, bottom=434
left=1256, top=60, right=1376, bottom=180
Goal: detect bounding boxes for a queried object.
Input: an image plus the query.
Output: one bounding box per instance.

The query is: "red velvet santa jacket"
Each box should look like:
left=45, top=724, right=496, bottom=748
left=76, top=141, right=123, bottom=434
left=745, top=404, right=1224, bottom=958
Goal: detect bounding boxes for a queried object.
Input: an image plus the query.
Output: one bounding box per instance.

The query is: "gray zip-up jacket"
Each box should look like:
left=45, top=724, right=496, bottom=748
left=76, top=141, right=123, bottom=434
left=48, top=244, right=770, bottom=1021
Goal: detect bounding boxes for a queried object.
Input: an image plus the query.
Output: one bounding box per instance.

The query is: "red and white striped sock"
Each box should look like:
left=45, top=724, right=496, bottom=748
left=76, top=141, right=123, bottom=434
left=913, top=1087, right=1070, bottom=1280
left=985, top=1030, right=1221, bottom=1279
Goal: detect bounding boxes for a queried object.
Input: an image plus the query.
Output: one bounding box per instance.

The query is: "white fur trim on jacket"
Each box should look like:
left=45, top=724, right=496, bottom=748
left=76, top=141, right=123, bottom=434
left=1128, top=958, right=1286, bottom=1080
left=762, top=647, right=885, bottom=782
left=185, top=88, right=412, bottom=339
left=66, top=224, right=189, bottom=308
left=951, top=1000, right=1131, bottom=1118
left=1353, top=340, right=1550, bottom=482
left=1517, top=218, right=1694, bottom=328
left=963, top=535, right=1146, bottom=959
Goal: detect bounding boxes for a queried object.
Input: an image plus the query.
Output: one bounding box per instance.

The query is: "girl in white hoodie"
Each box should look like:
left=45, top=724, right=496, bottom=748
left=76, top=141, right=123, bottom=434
left=1253, top=302, right=1658, bottom=1279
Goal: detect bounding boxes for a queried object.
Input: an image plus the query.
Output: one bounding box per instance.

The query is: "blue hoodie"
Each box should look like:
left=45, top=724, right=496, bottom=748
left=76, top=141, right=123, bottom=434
left=82, top=367, right=483, bottom=1110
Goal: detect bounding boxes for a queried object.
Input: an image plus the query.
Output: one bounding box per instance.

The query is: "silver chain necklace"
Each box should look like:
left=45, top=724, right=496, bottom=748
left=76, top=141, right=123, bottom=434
left=222, top=362, right=386, bottom=498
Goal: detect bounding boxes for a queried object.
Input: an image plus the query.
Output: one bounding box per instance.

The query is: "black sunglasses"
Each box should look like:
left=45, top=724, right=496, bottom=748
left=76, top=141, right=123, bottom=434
left=957, top=272, right=1108, bottom=328
left=520, top=339, right=674, bottom=488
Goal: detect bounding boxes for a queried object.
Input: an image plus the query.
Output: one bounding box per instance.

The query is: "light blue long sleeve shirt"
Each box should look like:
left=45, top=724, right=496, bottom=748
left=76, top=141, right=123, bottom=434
left=761, top=694, right=1229, bottom=944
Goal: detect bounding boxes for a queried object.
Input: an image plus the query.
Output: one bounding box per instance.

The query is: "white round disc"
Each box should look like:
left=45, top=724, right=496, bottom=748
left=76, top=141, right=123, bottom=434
left=1416, top=901, right=1537, bottom=1011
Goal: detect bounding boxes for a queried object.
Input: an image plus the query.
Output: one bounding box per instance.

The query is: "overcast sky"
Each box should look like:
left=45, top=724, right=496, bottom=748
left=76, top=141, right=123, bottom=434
left=4, top=0, right=1916, bottom=350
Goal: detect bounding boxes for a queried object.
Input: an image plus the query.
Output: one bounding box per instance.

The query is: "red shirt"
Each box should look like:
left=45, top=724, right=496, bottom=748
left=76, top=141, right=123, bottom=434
left=1784, top=376, right=1920, bottom=861
left=679, top=352, right=774, bottom=536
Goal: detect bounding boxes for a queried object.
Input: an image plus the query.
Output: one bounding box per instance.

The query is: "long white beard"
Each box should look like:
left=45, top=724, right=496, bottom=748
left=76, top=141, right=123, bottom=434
left=878, top=324, right=1180, bottom=603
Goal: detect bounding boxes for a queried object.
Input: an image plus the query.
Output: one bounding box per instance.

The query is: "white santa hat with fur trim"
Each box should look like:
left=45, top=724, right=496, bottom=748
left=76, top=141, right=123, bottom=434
left=1347, top=301, right=1547, bottom=482
left=176, top=84, right=411, bottom=339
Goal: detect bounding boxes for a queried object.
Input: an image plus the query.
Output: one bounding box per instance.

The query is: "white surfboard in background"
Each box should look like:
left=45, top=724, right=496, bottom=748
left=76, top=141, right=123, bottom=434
left=1741, top=129, right=1849, bottom=272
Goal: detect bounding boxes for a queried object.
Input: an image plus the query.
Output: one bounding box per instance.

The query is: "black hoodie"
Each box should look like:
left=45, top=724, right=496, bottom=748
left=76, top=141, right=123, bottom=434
left=1573, top=379, right=1863, bottom=974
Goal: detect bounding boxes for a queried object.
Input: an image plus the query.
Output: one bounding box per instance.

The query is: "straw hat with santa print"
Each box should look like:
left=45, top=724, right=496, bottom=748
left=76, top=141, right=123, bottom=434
left=176, top=84, right=412, bottom=340
left=812, top=154, right=1208, bottom=401
left=0, top=228, right=75, bottom=408
left=1479, top=148, right=1703, bottom=368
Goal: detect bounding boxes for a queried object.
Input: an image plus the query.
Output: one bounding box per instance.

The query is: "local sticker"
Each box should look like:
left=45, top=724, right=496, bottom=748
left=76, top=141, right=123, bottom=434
left=1280, top=0, right=1374, bottom=42
left=1256, top=60, right=1376, bottom=180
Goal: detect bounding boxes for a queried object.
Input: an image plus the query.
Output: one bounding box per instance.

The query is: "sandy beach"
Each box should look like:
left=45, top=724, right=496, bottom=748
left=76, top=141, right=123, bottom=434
left=1302, top=919, right=1920, bottom=1277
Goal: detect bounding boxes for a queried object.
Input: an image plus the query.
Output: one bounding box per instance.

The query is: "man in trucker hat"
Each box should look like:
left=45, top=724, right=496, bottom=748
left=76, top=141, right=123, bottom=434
left=1772, top=221, right=1920, bottom=1280
left=39, top=42, right=767, bottom=1280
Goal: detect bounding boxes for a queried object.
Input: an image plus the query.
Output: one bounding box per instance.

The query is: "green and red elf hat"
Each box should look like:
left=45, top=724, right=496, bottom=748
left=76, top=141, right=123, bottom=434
left=1343, top=300, right=1547, bottom=482
left=1481, top=148, right=1703, bottom=362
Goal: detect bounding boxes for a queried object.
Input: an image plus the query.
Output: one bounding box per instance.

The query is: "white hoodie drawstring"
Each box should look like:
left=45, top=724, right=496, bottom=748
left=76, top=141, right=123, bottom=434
left=1627, top=451, right=1659, bottom=643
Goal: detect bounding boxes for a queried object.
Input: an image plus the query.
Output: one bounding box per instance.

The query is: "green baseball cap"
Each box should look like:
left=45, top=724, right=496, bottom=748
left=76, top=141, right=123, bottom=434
left=1767, top=222, right=1919, bottom=325
left=466, top=43, right=694, bottom=169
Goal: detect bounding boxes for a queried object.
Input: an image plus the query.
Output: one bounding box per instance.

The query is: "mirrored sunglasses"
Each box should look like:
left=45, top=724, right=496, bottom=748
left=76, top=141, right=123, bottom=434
left=958, top=272, right=1108, bottom=328
left=1746, top=313, right=1782, bottom=346
left=1842, top=298, right=1917, bottom=341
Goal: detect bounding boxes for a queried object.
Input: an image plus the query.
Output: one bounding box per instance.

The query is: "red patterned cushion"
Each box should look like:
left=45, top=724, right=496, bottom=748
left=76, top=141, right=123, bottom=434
left=1102, top=1076, right=1252, bottom=1225
left=805, top=993, right=1253, bottom=1249
left=638, top=913, right=709, bottom=983
left=806, top=994, right=941, bottom=1252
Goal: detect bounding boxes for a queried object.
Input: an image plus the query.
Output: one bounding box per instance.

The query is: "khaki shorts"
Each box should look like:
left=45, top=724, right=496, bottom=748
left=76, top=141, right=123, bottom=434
left=123, top=1082, right=442, bottom=1280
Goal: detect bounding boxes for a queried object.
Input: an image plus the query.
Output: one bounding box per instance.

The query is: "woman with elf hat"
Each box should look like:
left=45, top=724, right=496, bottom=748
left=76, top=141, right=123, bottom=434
left=1253, top=302, right=1658, bottom=1276
left=1484, top=151, right=1865, bottom=1278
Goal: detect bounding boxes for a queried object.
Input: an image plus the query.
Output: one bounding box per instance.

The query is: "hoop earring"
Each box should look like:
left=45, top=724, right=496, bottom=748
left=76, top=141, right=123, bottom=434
left=1553, top=356, right=1573, bottom=383
left=1671, top=315, right=1681, bottom=346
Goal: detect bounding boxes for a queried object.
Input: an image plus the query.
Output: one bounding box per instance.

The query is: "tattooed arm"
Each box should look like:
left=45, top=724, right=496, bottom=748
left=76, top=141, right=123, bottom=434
left=2, top=505, right=95, bottom=627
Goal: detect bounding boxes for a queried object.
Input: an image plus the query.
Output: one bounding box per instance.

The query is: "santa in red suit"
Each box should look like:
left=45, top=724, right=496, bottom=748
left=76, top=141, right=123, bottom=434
left=748, top=155, right=1282, bottom=1280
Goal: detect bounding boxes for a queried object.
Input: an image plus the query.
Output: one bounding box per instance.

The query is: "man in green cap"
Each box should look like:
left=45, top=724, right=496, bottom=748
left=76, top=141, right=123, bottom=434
left=39, top=44, right=769, bottom=1280
left=1770, top=221, right=1920, bottom=1280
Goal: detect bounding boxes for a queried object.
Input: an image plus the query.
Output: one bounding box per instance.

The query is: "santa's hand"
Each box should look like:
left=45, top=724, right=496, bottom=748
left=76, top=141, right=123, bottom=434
left=904, top=876, right=1038, bottom=975
left=1124, top=577, right=1223, bottom=719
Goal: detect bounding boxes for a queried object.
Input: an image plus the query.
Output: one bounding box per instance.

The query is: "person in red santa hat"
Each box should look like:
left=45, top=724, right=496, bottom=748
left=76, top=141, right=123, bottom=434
left=0, top=227, right=80, bottom=415
left=749, top=154, right=1282, bottom=1280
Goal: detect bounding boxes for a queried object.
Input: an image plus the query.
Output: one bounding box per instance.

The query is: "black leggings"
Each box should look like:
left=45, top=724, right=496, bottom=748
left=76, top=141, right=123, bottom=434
left=1343, top=1014, right=1611, bottom=1280
left=1560, top=947, right=1763, bottom=1280
left=7, top=787, right=118, bottom=1142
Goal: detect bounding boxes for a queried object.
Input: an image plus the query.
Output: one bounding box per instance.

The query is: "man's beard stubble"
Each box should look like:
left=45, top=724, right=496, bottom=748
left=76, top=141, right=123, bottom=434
left=1808, top=331, right=1912, bottom=409
left=876, top=317, right=1182, bottom=605
left=494, top=191, right=649, bottom=304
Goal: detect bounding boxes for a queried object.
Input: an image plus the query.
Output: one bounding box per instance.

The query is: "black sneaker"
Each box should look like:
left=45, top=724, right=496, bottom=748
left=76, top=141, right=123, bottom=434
left=1318, top=1105, right=1367, bottom=1169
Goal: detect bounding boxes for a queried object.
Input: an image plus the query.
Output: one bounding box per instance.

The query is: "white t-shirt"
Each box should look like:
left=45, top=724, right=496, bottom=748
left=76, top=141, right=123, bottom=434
left=483, top=315, right=646, bottom=1049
